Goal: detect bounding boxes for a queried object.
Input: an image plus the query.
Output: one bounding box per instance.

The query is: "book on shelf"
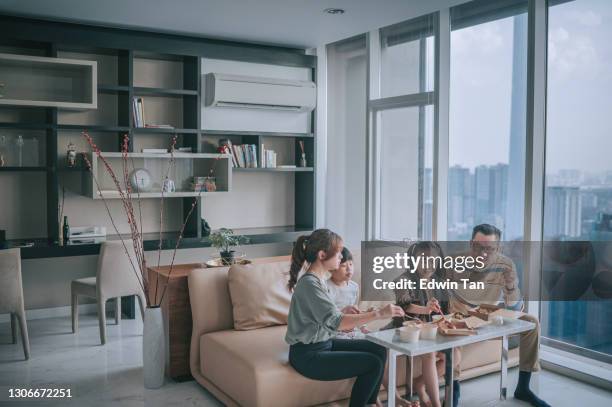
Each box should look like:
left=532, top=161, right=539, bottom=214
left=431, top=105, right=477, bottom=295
left=132, top=97, right=146, bottom=127
left=260, top=144, right=278, bottom=168
left=223, top=143, right=259, bottom=168
left=277, top=164, right=296, bottom=168
left=132, top=97, right=175, bottom=129
left=219, top=139, right=237, bottom=167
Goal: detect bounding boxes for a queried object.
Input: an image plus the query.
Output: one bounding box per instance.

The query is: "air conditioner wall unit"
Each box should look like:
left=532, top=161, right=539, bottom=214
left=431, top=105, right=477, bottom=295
left=204, top=73, right=316, bottom=112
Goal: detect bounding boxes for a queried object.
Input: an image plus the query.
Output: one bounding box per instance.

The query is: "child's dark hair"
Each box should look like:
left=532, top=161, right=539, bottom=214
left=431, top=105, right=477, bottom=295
left=288, top=228, right=343, bottom=291
left=407, top=241, right=445, bottom=276
left=341, top=247, right=353, bottom=263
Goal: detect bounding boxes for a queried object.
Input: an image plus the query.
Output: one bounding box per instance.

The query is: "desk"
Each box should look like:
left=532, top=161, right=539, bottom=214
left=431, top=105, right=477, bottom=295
left=366, top=318, right=536, bottom=407
left=147, top=255, right=290, bottom=380
left=1, top=227, right=305, bottom=320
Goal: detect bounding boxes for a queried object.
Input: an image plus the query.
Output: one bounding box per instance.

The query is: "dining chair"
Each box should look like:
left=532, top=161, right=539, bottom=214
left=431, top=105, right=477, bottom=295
left=0, top=248, right=30, bottom=359
left=71, top=240, right=146, bottom=344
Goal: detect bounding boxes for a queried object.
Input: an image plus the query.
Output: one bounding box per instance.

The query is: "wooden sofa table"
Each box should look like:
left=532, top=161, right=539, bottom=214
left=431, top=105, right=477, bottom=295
left=147, top=255, right=290, bottom=380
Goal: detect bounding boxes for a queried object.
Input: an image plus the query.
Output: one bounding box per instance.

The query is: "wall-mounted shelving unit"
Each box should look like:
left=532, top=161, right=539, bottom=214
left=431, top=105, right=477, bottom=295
left=0, top=52, right=97, bottom=109
left=77, top=152, right=231, bottom=199
left=0, top=14, right=317, bottom=244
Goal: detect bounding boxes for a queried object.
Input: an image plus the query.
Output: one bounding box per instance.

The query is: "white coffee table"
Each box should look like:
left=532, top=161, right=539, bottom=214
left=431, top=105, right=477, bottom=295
left=365, top=318, right=536, bottom=407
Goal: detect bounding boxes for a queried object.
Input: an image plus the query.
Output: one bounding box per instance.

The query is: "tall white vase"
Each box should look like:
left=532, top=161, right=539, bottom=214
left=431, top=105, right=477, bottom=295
left=143, top=306, right=165, bottom=389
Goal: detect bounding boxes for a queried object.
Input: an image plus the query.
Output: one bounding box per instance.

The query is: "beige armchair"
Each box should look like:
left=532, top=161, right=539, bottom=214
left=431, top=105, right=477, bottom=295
left=0, top=248, right=30, bottom=360
left=71, top=240, right=146, bottom=345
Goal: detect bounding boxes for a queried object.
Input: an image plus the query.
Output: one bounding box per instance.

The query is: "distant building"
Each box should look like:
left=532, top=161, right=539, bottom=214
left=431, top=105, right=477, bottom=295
left=544, top=186, right=582, bottom=238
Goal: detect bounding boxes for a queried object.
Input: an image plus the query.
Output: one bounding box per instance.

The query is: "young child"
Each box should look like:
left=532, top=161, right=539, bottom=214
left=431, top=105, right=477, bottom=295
left=327, top=248, right=414, bottom=407
left=326, top=247, right=362, bottom=339
left=392, top=241, right=461, bottom=407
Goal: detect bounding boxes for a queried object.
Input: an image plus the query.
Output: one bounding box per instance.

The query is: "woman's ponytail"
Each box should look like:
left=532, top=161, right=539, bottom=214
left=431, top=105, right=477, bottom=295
left=288, top=235, right=309, bottom=291
left=287, top=229, right=343, bottom=291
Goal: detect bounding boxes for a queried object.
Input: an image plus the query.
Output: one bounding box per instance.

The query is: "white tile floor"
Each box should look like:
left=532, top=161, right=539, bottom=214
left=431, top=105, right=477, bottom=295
left=0, top=315, right=610, bottom=406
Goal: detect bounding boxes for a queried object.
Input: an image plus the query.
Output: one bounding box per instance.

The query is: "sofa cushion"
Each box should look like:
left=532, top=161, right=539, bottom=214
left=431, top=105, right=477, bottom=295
left=200, top=326, right=355, bottom=407
left=228, top=261, right=292, bottom=330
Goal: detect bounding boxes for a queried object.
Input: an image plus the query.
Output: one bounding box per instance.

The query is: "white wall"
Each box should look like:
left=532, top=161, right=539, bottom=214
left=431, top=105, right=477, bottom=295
left=325, top=39, right=368, bottom=249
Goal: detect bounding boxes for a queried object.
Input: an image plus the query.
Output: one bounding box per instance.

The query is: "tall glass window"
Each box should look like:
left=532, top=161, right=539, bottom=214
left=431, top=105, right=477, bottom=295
left=380, top=15, right=435, bottom=97
left=447, top=0, right=528, bottom=241
left=541, top=0, right=612, bottom=360
left=374, top=15, right=435, bottom=241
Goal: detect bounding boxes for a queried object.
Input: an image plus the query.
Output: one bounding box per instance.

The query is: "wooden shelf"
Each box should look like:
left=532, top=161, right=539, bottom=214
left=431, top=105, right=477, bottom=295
left=0, top=122, right=53, bottom=130
left=0, top=52, right=97, bottom=109
left=133, top=87, right=197, bottom=96
left=132, top=127, right=198, bottom=134
left=92, top=190, right=221, bottom=199
left=97, top=84, right=130, bottom=93
left=0, top=166, right=47, bottom=172
left=201, top=129, right=313, bottom=138
left=58, top=124, right=130, bottom=132
left=70, top=152, right=232, bottom=199
left=233, top=167, right=313, bottom=172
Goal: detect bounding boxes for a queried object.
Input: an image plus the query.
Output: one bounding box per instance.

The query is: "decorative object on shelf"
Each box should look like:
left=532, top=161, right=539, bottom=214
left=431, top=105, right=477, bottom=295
left=129, top=168, right=153, bottom=192
left=205, top=256, right=251, bottom=268
left=62, top=216, right=70, bottom=243
left=204, top=176, right=216, bottom=192
left=201, top=219, right=211, bottom=237
left=81, top=131, right=198, bottom=389
left=191, top=176, right=216, bottom=192
left=66, top=142, right=77, bottom=168
left=162, top=178, right=175, bottom=193
left=0, top=135, right=6, bottom=166
left=16, top=134, right=24, bottom=167
left=298, top=140, right=307, bottom=167
left=209, top=228, right=250, bottom=265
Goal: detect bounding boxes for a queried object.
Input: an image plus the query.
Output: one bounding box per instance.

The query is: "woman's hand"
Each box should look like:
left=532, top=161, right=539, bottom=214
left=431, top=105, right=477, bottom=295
left=378, top=304, right=405, bottom=319
left=426, top=299, right=442, bottom=314
left=341, top=305, right=360, bottom=314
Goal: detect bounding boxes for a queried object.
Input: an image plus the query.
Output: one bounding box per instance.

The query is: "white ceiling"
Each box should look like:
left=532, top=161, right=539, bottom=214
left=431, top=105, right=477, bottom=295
left=0, top=0, right=469, bottom=49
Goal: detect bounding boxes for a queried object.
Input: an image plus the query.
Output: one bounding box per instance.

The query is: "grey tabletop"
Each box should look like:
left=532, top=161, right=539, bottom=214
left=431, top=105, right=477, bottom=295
left=365, top=317, right=536, bottom=356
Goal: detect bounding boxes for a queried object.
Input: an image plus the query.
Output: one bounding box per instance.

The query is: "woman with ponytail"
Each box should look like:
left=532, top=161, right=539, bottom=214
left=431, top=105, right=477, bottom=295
left=285, top=229, right=405, bottom=407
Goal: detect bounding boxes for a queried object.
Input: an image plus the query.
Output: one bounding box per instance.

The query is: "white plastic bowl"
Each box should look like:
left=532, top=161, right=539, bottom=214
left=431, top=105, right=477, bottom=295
left=420, top=324, right=438, bottom=340
left=398, top=326, right=421, bottom=343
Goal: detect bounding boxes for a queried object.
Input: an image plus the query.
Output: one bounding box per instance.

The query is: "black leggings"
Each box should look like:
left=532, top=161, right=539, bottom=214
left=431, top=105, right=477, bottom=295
left=289, top=339, right=387, bottom=407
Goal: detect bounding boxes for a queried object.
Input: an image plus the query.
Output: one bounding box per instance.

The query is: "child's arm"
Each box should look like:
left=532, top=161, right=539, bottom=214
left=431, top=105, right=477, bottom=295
left=405, top=299, right=442, bottom=315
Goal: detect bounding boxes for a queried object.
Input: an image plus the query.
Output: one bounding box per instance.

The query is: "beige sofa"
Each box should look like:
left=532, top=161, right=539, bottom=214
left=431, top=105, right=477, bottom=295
left=188, top=256, right=518, bottom=407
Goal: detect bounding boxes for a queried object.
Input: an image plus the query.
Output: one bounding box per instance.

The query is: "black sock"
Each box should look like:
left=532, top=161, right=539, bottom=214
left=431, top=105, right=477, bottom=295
left=453, top=380, right=460, bottom=407
left=514, top=371, right=551, bottom=407
left=517, top=370, right=531, bottom=391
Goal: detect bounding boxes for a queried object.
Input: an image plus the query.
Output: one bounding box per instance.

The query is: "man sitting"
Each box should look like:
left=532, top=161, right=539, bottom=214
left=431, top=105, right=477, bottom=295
left=448, top=224, right=550, bottom=407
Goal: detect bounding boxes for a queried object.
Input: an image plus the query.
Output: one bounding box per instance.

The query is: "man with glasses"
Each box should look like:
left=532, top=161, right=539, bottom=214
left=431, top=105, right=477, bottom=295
left=449, top=224, right=550, bottom=407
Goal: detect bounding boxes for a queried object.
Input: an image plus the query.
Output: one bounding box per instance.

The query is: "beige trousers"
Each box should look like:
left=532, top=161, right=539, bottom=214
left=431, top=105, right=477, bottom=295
left=518, top=313, right=541, bottom=372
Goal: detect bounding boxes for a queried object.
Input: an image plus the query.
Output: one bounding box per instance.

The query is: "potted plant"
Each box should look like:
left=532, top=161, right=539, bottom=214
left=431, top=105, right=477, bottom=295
left=209, top=228, right=249, bottom=265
